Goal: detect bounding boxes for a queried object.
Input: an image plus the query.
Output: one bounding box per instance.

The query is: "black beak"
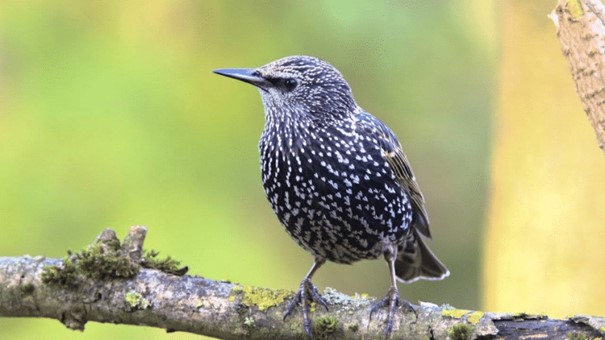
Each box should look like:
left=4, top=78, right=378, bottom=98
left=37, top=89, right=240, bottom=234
left=213, top=68, right=269, bottom=89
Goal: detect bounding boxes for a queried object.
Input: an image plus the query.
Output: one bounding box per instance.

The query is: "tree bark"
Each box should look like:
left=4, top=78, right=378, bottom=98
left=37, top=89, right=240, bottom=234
left=552, top=0, right=605, bottom=153
left=1, top=228, right=604, bottom=339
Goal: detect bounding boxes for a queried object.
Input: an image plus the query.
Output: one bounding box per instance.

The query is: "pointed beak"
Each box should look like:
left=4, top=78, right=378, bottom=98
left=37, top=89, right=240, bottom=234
left=213, top=68, right=269, bottom=89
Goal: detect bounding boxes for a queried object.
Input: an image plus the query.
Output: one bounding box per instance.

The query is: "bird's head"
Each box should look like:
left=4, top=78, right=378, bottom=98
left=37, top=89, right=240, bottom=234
left=214, top=56, right=357, bottom=122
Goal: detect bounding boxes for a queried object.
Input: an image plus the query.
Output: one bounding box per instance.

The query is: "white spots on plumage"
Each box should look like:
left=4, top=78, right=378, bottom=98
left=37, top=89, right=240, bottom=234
left=358, top=238, right=368, bottom=249
left=384, top=183, right=396, bottom=194
left=355, top=154, right=367, bottom=162
left=328, top=179, right=338, bottom=190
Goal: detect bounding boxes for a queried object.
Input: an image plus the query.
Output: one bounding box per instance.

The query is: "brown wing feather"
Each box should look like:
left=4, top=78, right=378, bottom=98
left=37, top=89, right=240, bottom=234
left=355, top=111, right=432, bottom=238
left=383, top=141, right=432, bottom=238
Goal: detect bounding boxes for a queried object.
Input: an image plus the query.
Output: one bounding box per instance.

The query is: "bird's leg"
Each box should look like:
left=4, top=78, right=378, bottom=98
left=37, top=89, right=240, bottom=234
left=284, top=258, right=328, bottom=339
left=370, top=248, right=416, bottom=339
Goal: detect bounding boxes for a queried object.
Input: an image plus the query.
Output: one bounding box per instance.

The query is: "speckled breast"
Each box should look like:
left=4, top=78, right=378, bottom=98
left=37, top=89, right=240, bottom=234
left=259, top=122, right=412, bottom=264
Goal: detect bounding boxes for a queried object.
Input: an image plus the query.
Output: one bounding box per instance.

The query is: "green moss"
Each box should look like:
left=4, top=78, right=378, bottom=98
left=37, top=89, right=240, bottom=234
left=76, top=243, right=139, bottom=280
left=448, top=323, right=474, bottom=340
left=141, top=249, right=188, bottom=276
left=230, top=285, right=291, bottom=311
left=467, top=311, right=484, bottom=325
left=442, top=309, right=471, bottom=319
left=41, top=241, right=138, bottom=287
left=40, top=230, right=187, bottom=290
left=512, top=312, right=547, bottom=320
left=124, top=291, right=151, bottom=310
left=566, top=332, right=588, bottom=340
left=348, top=323, right=359, bottom=332
left=41, top=258, right=79, bottom=287
left=314, top=315, right=338, bottom=339
left=19, top=283, right=35, bottom=295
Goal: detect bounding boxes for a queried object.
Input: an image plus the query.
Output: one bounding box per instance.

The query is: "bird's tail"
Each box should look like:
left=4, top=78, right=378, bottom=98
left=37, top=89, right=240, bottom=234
left=395, top=229, right=450, bottom=283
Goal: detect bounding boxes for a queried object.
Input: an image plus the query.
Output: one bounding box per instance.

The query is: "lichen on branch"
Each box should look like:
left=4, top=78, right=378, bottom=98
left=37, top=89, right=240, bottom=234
left=1, top=227, right=604, bottom=339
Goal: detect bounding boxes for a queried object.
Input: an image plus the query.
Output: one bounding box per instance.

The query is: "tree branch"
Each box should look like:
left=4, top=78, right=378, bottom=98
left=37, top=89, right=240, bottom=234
left=1, top=228, right=604, bottom=339
left=551, top=0, right=605, bottom=154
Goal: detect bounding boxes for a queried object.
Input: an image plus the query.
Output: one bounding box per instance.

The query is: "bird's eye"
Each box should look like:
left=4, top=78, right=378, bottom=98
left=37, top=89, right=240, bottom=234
left=284, top=78, right=298, bottom=92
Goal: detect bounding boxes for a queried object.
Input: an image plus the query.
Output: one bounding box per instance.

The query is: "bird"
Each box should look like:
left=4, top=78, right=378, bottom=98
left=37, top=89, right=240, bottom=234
left=214, top=56, right=449, bottom=339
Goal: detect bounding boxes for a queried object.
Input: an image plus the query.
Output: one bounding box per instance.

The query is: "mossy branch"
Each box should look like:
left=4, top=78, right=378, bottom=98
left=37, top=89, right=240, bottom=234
left=0, top=227, right=604, bottom=339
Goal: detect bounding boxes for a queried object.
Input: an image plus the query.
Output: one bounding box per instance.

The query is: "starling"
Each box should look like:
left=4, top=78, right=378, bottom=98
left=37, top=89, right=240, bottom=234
left=214, top=56, right=449, bottom=339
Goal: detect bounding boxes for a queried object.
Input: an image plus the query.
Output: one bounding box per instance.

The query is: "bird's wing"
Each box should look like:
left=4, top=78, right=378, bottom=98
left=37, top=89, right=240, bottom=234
left=356, top=112, right=432, bottom=238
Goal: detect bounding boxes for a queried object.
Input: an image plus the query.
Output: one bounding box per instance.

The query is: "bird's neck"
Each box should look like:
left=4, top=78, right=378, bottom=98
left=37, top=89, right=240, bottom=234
left=259, top=106, right=356, bottom=161
left=260, top=107, right=313, bottom=157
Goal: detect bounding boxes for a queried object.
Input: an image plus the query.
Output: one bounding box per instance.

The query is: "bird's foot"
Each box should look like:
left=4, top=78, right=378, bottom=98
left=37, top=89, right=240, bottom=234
left=283, top=278, right=329, bottom=339
left=370, top=287, right=416, bottom=339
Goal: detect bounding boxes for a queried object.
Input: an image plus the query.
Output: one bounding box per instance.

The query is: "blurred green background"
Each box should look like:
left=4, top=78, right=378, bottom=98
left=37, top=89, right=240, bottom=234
left=0, top=1, right=496, bottom=339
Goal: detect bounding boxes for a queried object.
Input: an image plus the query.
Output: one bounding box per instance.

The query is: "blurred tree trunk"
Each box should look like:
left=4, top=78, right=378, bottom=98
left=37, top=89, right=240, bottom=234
left=484, top=0, right=605, bottom=317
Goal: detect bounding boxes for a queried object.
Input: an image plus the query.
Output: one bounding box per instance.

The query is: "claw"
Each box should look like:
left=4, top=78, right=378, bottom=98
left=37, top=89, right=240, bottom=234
left=370, top=287, right=416, bottom=339
left=308, top=281, right=329, bottom=312
left=283, top=278, right=328, bottom=339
